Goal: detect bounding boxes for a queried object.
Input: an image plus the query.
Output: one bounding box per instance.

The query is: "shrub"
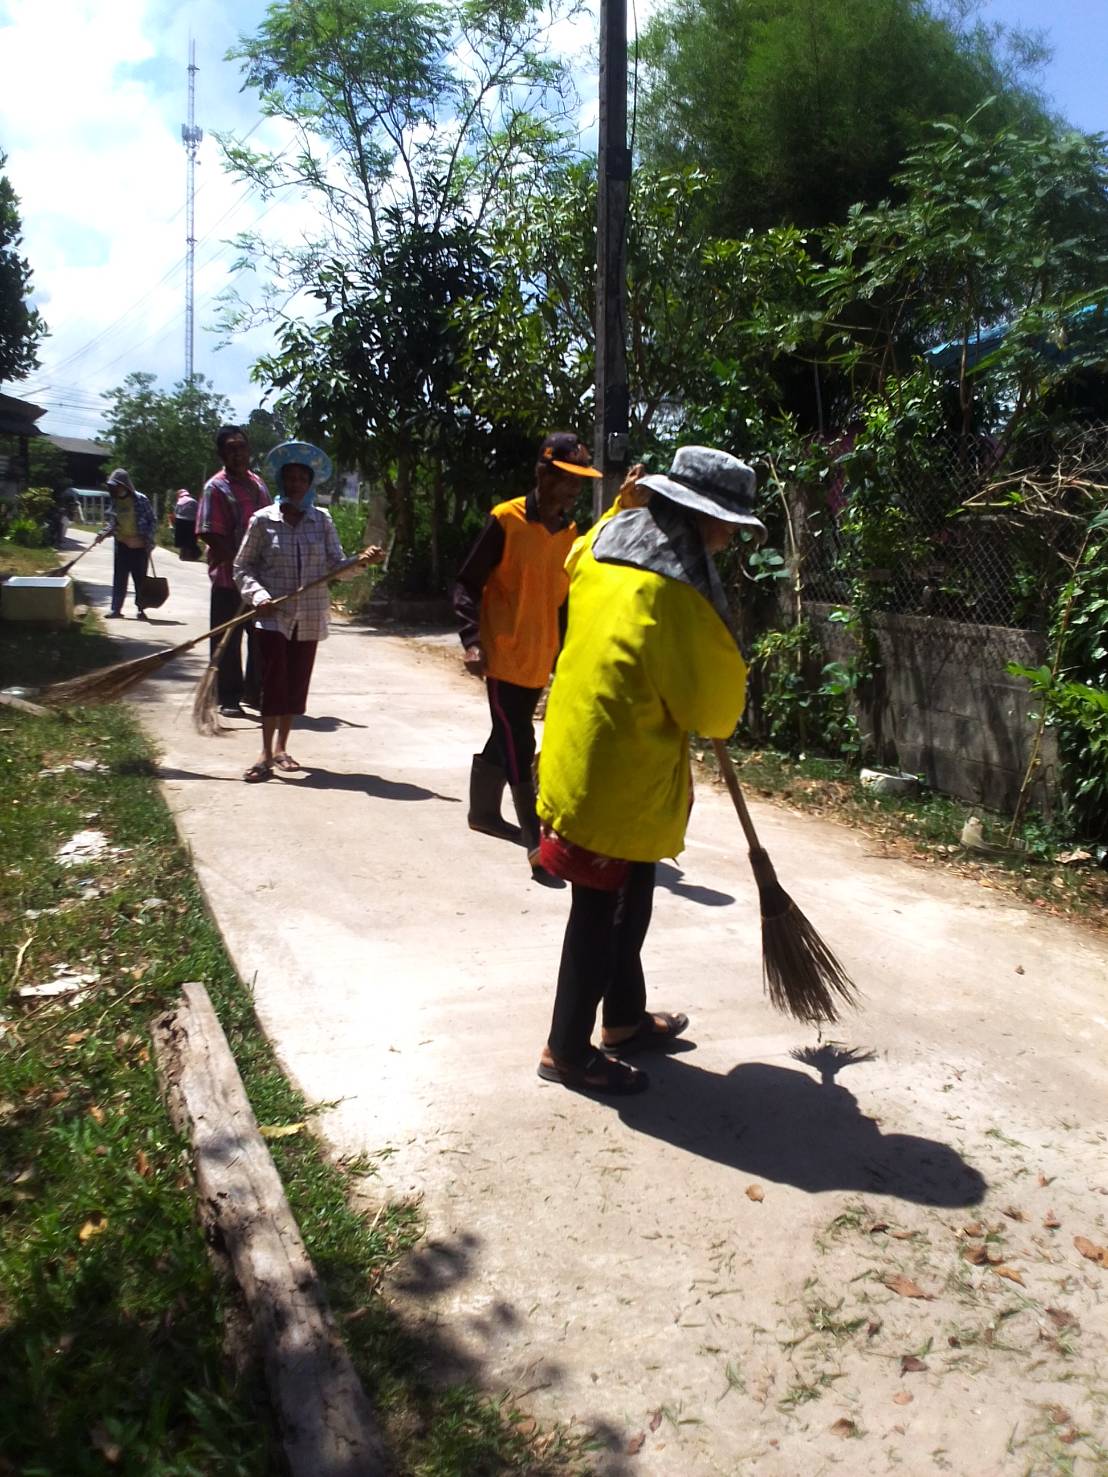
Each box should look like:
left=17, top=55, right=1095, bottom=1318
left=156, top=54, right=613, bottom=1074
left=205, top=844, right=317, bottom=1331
left=8, top=515, right=48, bottom=547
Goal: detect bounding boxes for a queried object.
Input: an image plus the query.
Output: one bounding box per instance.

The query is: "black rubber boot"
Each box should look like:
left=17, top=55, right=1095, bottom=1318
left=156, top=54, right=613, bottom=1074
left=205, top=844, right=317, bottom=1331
left=468, top=755, right=521, bottom=842
left=510, top=781, right=565, bottom=888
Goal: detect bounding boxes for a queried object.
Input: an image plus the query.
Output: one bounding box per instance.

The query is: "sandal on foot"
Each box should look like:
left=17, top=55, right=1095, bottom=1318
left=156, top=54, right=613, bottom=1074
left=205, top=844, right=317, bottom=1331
left=243, top=761, right=272, bottom=783
left=537, top=1049, right=649, bottom=1095
left=602, top=1011, right=689, bottom=1055
left=272, top=753, right=300, bottom=772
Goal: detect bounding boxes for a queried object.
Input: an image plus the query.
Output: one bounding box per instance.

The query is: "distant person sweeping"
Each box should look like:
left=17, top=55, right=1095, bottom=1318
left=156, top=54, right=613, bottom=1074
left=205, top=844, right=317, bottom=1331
left=453, top=431, right=601, bottom=883
left=233, top=440, right=384, bottom=783
left=535, top=446, right=764, bottom=1094
left=197, top=425, right=271, bottom=717
left=100, top=468, right=156, bottom=621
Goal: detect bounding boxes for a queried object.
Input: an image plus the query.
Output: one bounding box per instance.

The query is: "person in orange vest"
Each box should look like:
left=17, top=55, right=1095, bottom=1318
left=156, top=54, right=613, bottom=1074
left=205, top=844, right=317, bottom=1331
left=454, top=431, right=601, bottom=884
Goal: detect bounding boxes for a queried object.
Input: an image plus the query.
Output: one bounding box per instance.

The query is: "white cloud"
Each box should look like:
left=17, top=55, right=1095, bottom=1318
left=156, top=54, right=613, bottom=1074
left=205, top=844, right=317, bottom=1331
left=0, top=0, right=658, bottom=442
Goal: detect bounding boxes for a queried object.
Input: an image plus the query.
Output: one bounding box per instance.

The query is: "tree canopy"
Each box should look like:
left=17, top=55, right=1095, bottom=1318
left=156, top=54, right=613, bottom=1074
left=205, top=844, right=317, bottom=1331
left=100, top=374, right=234, bottom=504
left=636, top=0, right=1051, bottom=233
left=0, top=154, right=46, bottom=382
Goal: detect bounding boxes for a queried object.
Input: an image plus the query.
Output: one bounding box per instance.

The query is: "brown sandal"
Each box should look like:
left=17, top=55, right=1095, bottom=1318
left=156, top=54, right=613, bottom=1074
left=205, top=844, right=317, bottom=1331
left=243, top=761, right=272, bottom=783
left=602, top=1011, right=689, bottom=1055
left=537, top=1050, right=649, bottom=1095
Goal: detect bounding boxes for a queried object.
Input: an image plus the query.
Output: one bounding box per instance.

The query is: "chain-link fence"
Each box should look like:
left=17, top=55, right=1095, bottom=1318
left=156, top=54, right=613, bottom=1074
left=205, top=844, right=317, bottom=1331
left=797, top=421, right=1108, bottom=633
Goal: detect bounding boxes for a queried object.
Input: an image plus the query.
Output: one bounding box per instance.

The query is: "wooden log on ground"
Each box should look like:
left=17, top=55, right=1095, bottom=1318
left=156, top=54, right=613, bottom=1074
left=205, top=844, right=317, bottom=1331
left=152, top=982, right=388, bottom=1477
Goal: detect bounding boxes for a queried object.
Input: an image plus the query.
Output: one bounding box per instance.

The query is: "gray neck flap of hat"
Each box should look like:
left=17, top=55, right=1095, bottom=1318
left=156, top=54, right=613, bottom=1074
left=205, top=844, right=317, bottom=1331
left=592, top=499, right=736, bottom=637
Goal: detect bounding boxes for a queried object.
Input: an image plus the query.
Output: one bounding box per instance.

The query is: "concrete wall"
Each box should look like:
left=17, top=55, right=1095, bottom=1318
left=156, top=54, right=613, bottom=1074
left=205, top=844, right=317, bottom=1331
left=806, top=602, right=1056, bottom=814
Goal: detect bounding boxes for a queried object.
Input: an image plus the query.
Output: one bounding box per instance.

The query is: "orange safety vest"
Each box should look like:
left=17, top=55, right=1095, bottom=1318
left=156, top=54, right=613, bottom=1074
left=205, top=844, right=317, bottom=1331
left=480, top=497, right=577, bottom=688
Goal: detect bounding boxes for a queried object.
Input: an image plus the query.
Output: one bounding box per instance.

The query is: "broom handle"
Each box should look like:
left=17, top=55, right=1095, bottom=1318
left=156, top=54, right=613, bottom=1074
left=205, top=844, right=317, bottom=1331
left=711, top=739, right=764, bottom=855
left=56, top=535, right=105, bottom=576
left=187, top=558, right=363, bottom=651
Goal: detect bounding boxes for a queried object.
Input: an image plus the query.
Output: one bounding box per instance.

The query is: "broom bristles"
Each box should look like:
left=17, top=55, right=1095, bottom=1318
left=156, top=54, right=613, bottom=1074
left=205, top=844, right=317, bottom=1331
left=40, top=648, right=179, bottom=708
left=191, top=663, right=224, bottom=736
left=760, top=896, right=858, bottom=1025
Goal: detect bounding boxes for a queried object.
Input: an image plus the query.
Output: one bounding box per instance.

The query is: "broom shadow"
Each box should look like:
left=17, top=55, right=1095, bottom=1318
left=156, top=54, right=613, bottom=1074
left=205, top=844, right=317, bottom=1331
left=613, top=1056, right=986, bottom=1207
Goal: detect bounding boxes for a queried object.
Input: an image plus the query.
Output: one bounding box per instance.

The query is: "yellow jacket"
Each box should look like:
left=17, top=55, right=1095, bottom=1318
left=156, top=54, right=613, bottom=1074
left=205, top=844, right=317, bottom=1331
left=537, top=546, right=747, bottom=861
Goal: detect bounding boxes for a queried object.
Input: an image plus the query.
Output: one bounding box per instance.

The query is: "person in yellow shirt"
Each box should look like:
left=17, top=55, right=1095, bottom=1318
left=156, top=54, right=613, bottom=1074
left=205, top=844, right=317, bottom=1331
left=535, top=445, right=765, bottom=1094
left=453, top=431, right=601, bottom=883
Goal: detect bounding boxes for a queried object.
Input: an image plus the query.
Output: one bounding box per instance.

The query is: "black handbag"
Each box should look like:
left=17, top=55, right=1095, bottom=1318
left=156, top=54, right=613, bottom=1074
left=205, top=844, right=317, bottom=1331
left=138, top=553, right=170, bottom=610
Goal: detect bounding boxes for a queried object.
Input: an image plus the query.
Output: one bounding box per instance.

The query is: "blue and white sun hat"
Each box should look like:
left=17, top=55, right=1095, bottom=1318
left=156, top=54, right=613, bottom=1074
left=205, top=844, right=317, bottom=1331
left=263, top=441, right=334, bottom=499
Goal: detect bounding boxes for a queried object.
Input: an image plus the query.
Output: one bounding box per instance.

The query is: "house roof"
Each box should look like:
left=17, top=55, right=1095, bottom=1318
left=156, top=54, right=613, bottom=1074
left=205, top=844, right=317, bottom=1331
left=0, top=391, right=46, bottom=438
left=46, top=433, right=112, bottom=458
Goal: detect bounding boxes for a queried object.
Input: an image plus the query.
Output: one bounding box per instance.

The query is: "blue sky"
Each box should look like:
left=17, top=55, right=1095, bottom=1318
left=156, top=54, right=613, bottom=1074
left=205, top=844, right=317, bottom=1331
left=0, top=0, right=1104, bottom=443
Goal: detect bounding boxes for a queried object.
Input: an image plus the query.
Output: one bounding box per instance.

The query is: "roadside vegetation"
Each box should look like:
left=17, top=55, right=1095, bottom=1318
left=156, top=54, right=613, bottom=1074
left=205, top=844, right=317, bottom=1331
left=0, top=594, right=591, bottom=1475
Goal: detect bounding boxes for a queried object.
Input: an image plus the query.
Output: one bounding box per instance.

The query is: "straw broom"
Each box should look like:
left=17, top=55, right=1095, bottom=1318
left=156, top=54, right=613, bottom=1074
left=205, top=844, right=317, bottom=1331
left=40, top=560, right=363, bottom=710
left=192, top=602, right=250, bottom=736
left=711, top=739, right=858, bottom=1025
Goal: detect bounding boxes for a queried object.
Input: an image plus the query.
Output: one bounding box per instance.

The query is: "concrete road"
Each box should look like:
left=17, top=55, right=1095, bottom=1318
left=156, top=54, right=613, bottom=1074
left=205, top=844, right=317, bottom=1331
left=69, top=534, right=1108, bottom=1476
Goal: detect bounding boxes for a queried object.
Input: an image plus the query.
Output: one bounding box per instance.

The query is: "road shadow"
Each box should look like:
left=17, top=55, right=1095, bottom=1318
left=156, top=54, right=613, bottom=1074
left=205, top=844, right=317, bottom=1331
left=287, top=767, right=461, bottom=803
left=655, top=861, right=735, bottom=907
left=295, top=714, right=369, bottom=731
left=615, top=1057, right=986, bottom=1207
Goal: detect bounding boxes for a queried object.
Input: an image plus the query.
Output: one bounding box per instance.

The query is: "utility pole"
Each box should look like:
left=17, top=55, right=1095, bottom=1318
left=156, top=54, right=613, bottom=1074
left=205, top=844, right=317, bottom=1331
left=594, top=0, right=630, bottom=519
left=181, top=40, right=203, bottom=385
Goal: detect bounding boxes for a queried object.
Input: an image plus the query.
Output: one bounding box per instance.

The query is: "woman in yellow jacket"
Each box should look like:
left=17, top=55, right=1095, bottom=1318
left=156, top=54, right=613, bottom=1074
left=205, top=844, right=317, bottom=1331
left=536, top=446, right=765, bottom=1095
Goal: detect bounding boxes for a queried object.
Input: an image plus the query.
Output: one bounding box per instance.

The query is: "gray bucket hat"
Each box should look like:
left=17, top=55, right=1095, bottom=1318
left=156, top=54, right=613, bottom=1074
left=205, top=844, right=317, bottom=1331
left=638, top=446, right=767, bottom=542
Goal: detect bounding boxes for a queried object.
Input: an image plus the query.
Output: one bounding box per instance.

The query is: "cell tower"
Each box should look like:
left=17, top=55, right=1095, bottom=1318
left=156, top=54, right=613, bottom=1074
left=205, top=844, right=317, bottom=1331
left=181, top=41, right=203, bottom=384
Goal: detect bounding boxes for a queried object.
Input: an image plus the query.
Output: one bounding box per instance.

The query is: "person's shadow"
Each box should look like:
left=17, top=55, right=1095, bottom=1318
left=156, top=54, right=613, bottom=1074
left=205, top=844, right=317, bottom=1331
left=615, top=1051, right=986, bottom=1207
left=655, top=861, right=735, bottom=907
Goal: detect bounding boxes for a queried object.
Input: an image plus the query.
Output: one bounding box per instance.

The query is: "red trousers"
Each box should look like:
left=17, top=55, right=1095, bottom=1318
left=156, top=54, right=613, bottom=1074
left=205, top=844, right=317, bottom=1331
left=255, top=627, right=317, bottom=717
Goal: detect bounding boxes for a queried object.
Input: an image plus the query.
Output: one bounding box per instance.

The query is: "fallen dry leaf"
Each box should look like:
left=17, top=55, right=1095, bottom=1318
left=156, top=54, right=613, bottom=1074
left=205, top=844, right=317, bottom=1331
left=1043, top=1210, right=1061, bottom=1230
left=890, top=1228, right=915, bottom=1240
left=883, top=1274, right=933, bottom=1299
left=1015, top=964, right=1025, bottom=974
left=1073, top=1235, right=1108, bottom=1267
left=829, top=1418, right=857, bottom=1439
left=134, top=1150, right=151, bottom=1178
left=900, top=1355, right=927, bottom=1373
left=1059, top=1428, right=1079, bottom=1446
left=867, top=1219, right=890, bottom=1235
left=259, top=1122, right=306, bottom=1140
left=993, top=1265, right=1025, bottom=1285
left=87, top=1105, right=105, bottom=1125
left=649, top=1410, right=662, bottom=1433
left=745, top=1183, right=765, bottom=1202
left=962, top=1221, right=984, bottom=1238
left=1045, top=1306, right=1078, bottom=1331
left=962, top=1244, right=990, bottom=1266
left=89, top=1424, right=122, bottom=1465
left=1046, top=1405, right=1072, bottom=1426
left=947, top=1335, right=961, bottom=1348
left=892, top=1391, right=914, bottom=1406
left=626, top=1432, right=645, bottom=1456
left=78, top=1213, right=109, bottom=1242
left=1037, top=1172, right=1054, bottom=1187
left=1002, top=1206, right=1026, bottom=1222
left=865, top=1319, right=882, bottom=1338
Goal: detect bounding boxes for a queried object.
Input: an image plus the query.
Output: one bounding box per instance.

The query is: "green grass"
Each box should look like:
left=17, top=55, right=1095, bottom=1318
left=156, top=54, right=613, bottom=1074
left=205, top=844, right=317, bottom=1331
left=0, top=615, right=591, bottom=1475
left=1, top=536, right=59, bottom=579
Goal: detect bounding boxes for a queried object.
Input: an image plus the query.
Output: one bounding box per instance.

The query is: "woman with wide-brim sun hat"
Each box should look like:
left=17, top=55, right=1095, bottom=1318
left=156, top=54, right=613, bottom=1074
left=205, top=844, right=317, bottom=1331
left=233, top=440, right=384, bottom=783
left=534, top=445, right=765, bottom=1095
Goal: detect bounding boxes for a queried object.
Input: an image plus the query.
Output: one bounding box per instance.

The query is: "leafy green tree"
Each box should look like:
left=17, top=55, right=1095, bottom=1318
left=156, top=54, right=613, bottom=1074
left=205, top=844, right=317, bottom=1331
left=27, top=438, right=72, bottom=494
left=637, top=0, right=1049, bottom=233
left=0, top=153, right=46, bottom=381
left=225, top=0, right=582, bottom=582
left=100, top=374, right=234, bottom=507
left=244, top=406, right=289, bottom=465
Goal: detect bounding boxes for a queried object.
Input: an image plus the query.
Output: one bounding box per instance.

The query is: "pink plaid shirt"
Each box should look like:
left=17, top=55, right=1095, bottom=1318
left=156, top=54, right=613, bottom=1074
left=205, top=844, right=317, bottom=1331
left=198, top=469, right=271, bottom=589
left=233, top=504, right=351, bottom=642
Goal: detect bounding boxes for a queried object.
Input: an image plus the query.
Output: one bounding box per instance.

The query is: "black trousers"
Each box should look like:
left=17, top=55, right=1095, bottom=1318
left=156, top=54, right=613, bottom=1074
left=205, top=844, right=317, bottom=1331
left=111, top=542, right=148, bottom=613
left=547, top=862, right=656, bottom=1066
left=173, top=518, right=201, bottom=560
left=481, top=676, right=543, bottom=785
left=209, top=585, right=259, bottom=708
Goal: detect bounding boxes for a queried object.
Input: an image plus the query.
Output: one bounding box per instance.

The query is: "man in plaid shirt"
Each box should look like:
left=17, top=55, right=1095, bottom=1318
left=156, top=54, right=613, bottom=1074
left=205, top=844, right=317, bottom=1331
left=197, top=425, right=271, bottom=716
